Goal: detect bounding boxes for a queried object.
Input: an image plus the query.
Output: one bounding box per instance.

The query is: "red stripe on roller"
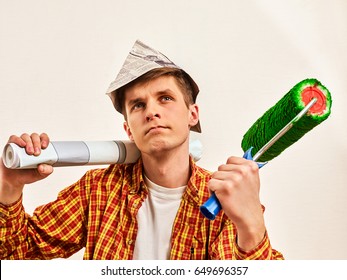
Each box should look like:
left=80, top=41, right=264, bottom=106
left=301, top=86, right=326, bottom=115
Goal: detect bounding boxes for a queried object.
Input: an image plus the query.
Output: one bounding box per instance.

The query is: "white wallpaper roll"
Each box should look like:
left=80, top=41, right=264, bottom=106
left=2, top=139, right=202, bottom=169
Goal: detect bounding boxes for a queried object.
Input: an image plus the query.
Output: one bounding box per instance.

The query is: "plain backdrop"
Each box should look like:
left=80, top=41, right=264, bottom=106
left=1, top=0, right=346, bottom=260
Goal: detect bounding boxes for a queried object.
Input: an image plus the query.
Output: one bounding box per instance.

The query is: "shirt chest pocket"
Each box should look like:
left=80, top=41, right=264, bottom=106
left=190, top=235, right=208, bottom=260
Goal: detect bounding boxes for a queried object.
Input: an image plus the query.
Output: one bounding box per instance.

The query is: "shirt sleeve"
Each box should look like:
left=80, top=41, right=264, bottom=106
left=209, top=214, right=284, bottom=260
left=0, top=179, right=88, bottom=259
left=233, top=231, right=284, bottom=260
left=0, top=195, right=24, bottom=223
left=0, top=196, right=29, bottom=259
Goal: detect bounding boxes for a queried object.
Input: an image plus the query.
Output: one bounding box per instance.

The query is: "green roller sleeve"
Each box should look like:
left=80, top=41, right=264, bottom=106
left=241, top=79, right=332, bottom=162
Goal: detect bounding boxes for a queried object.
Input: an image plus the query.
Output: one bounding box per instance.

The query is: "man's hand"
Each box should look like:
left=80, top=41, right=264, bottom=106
left=207, top=156, right=265, bottom=251
left=0, top=133, right=53, bottom=205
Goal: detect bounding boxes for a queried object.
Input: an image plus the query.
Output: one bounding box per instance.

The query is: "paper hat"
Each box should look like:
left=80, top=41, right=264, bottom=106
left=106, top=40, right=201, bottom=133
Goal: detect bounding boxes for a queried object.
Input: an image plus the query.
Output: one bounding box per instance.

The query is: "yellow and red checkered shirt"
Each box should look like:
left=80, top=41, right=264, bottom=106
left=0, top=157, right=283, bottom=260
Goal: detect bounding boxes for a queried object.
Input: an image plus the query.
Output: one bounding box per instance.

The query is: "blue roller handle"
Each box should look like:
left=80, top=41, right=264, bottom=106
left=200, top=147, right=266, bottom=220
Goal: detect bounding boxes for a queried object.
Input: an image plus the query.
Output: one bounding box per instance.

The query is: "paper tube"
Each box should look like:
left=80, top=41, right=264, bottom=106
left=2, top=139, right=202, bottom=169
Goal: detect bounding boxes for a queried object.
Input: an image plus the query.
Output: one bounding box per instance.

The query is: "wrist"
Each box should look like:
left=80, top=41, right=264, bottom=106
left=0, top=184, right=23, bottom=205
left=236, top=220, right=266, bottom=252
left=0, top=165, right=24, bottom=205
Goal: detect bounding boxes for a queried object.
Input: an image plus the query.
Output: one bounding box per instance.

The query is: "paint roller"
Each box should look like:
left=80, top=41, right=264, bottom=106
left=200, top=78, right=332, bottom=220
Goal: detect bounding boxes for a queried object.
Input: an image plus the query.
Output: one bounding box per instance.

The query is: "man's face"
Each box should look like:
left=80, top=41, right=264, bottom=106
left=123, top=75, right=199, bottom=156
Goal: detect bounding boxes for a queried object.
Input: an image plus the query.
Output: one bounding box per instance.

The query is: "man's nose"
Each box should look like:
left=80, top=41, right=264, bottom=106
left=146, top=112, right=160, bottom=122
left=145, top=101, right=161, bottom=122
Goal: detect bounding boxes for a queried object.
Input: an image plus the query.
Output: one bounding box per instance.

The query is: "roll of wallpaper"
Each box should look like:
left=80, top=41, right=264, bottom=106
left=2, top=139, right=202, bottom=169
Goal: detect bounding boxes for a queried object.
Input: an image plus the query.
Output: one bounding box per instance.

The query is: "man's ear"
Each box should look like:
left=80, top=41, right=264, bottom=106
left=189, top=104, right=199, bottom=127
left=123, top=122, right=134, bottom=141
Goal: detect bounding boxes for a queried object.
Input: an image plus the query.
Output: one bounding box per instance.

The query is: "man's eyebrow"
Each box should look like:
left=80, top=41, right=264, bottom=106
left=126, top=97, right=144, bottom=107
left=126, top=88, right=178, bottom=107
left=156, top=89, right=176, bottom=96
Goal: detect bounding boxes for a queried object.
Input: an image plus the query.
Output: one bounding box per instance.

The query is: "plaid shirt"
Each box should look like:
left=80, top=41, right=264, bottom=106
left=0, top=157, right=283, bottom=260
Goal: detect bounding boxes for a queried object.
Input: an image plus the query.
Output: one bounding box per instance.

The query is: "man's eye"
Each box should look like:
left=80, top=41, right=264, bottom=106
left=162, top=96, right=173, bottom=101
left=133, top=103, right=145, bottom=110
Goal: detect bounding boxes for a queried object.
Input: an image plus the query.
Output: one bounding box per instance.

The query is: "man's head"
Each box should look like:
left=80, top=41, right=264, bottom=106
left=106, top=40, right=201, bottom=133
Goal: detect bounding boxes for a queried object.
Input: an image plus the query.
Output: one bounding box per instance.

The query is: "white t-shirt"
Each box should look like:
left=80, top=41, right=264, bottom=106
left=133, top=175, right=186, bottom=260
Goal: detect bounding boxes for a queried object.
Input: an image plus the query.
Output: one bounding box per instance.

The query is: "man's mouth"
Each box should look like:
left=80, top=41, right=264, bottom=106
left=146, top=126, right=168, bottom=135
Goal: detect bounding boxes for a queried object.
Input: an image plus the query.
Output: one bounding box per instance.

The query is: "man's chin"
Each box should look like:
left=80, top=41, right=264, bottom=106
left=139, top=138, right=174, bottom=155
left=148, top=140, right=171, bottom=153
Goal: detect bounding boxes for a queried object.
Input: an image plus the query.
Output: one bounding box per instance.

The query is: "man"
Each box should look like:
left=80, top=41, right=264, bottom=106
left=0, top=40, right=283, bottom=260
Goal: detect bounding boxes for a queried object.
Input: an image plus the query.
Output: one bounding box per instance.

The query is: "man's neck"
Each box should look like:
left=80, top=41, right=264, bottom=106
left=141, top=146, right=191, bottom=188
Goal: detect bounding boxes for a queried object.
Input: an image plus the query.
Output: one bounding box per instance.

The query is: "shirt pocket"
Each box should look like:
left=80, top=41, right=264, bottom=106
left=190, top=235, right=208, bottom=260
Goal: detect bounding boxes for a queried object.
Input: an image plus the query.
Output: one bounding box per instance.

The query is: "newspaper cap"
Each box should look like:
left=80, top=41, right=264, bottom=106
left=106, top=40, right=201, bottom=133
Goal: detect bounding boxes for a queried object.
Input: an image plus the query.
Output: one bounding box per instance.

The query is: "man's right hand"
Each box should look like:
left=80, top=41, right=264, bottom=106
left=0, top=133, right=54, bottom=205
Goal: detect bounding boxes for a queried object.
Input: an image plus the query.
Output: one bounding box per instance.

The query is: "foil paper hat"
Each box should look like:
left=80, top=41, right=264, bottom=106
left=106, top=40, right=201, bottom=133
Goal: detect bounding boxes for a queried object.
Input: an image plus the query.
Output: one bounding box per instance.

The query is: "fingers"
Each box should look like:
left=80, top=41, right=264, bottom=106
left=213, top=157, right=259, bottom=179
left=208, top=156, right=260, bottom=193
left=8, top=132, right=50, bottom=156
left=8, top=134, right=26, bottom=147
left=223, top=156, right=259, bottom=171
left=40, top=133, right=50, bottom=149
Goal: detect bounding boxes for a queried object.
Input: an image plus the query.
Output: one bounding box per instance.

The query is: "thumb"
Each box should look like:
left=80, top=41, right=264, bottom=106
left=37, top=164, right=54, bottom=178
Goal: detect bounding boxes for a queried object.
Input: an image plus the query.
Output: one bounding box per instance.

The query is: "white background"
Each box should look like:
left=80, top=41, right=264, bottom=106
left=1, top=0, right=346, bottom=260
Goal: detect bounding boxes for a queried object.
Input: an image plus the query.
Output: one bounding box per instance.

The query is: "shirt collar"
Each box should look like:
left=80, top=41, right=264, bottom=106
left=183, top=156, right=210, bottom=206
left=128, top=157, right=146, bottom=195
left=129, top=156, right=210, bottom=206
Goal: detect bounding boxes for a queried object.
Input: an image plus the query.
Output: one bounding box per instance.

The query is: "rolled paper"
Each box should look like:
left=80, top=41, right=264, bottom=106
left=2, top=139, right=202, bottom=169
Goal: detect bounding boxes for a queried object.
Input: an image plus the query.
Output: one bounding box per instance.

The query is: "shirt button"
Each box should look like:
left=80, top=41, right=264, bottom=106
left=127, top=240, right=134, bottom=245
